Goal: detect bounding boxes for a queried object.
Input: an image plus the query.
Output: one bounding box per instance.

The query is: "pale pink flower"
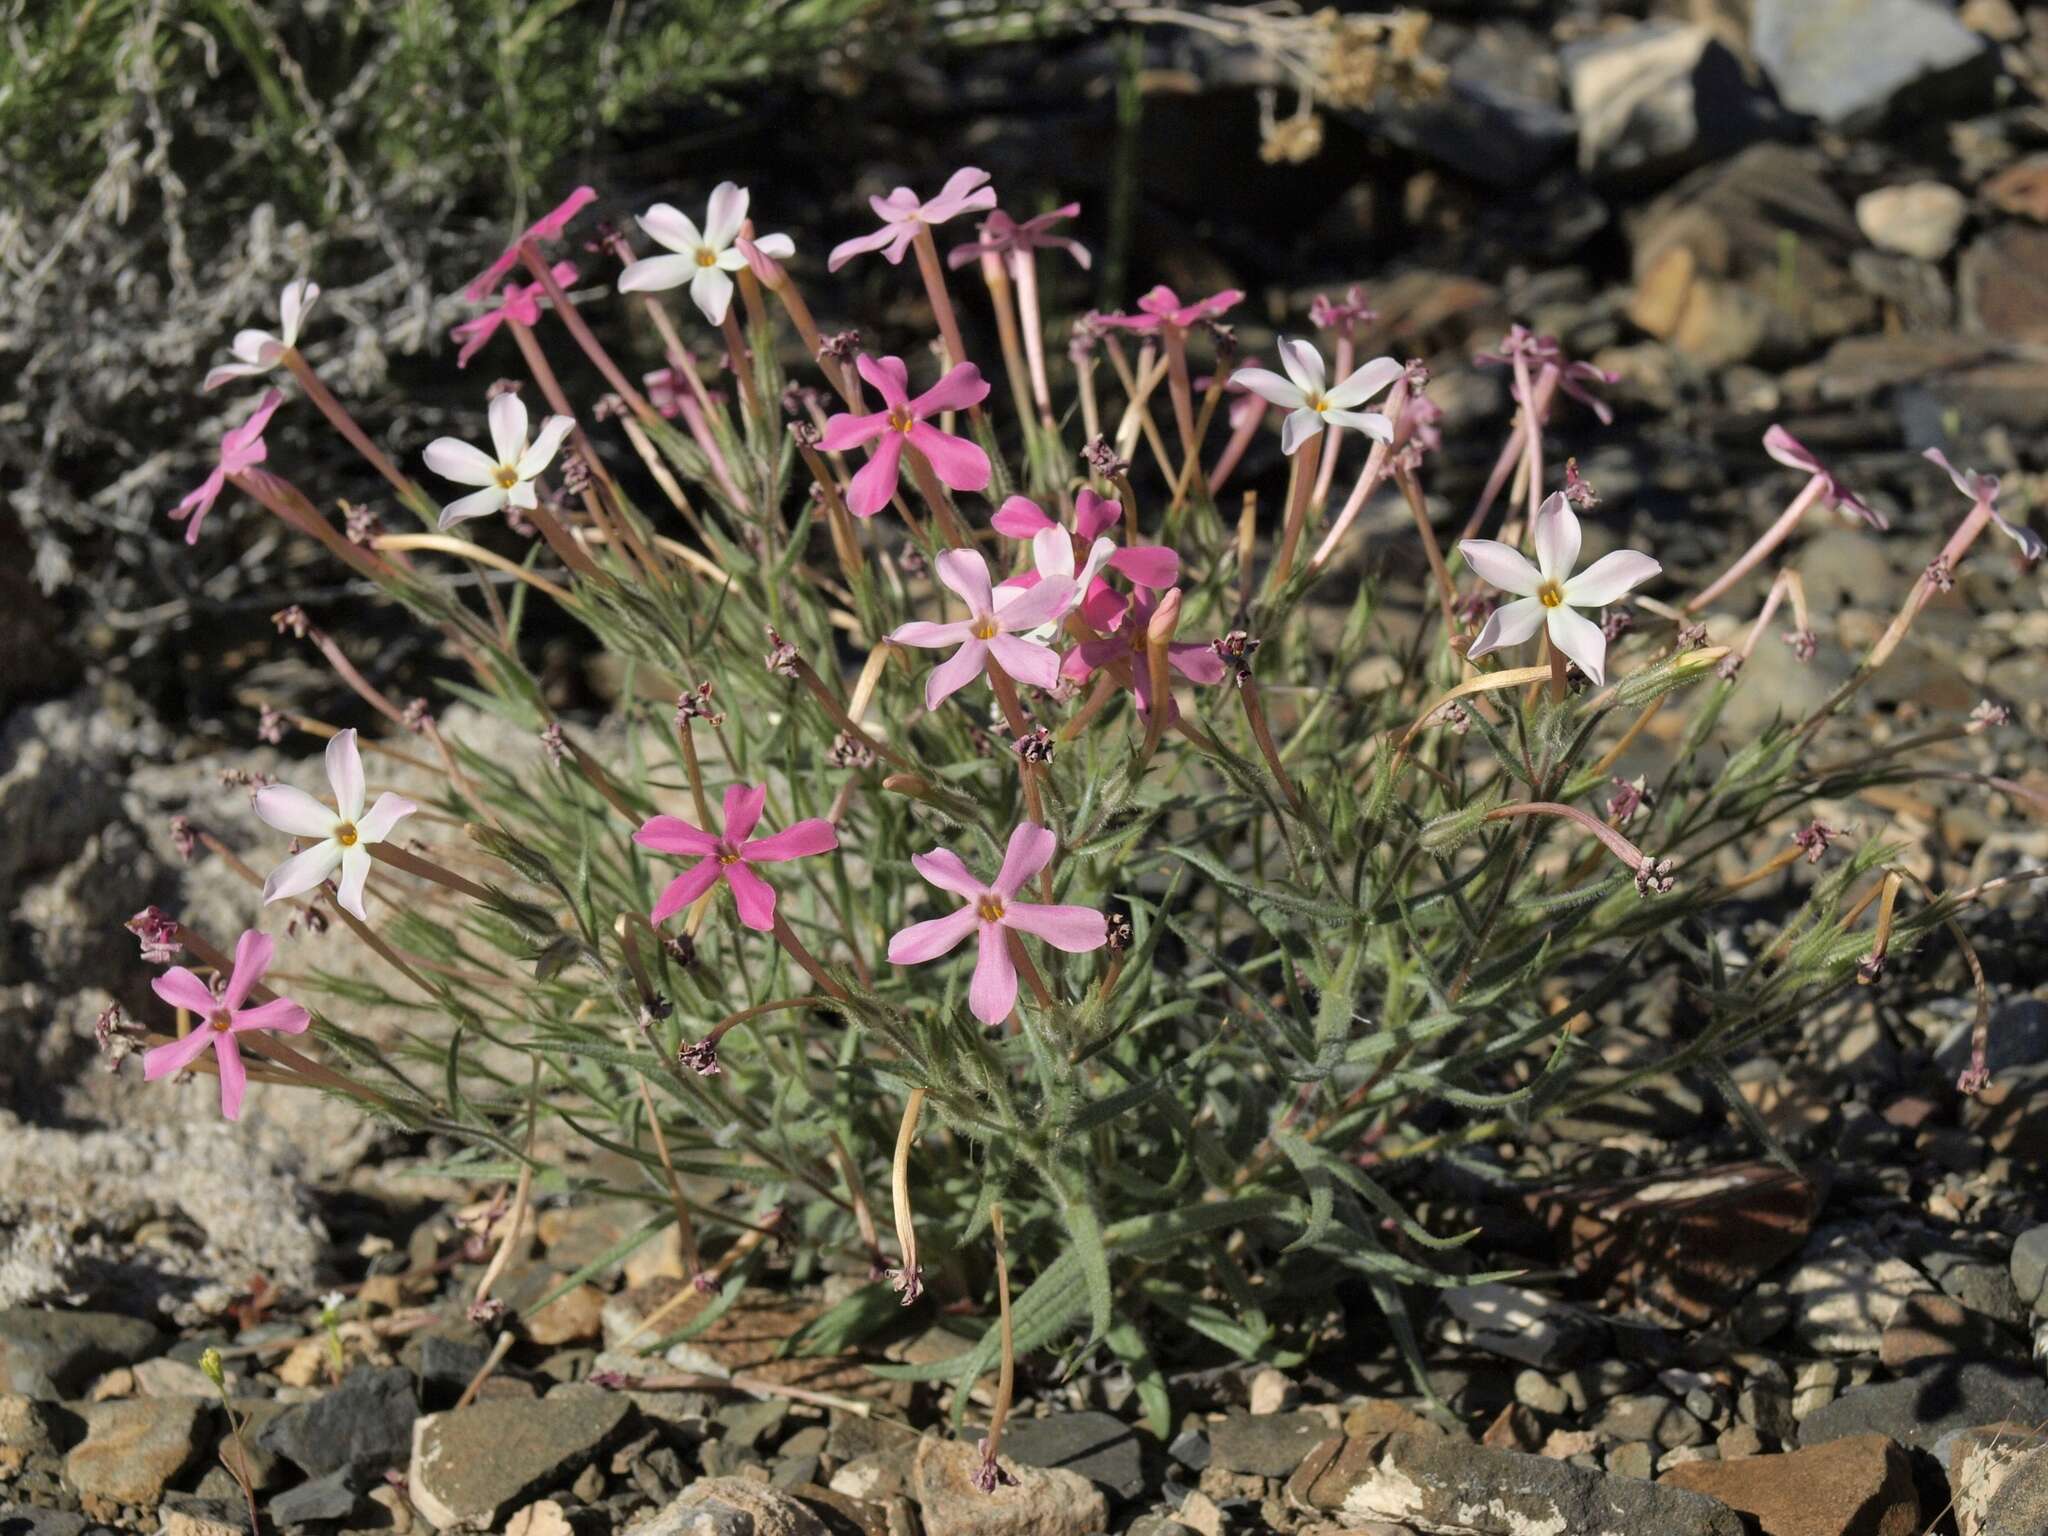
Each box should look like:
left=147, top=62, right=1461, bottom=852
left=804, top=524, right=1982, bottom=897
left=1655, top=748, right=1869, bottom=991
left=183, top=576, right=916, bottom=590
left=203, top=280, right=319, bottom=391
left=424, top=391, right=575, bottom=529
left=945, top=204, right=1091, bottom=271
left=1459, top=493, right=1661, bottom=686
left=817, top=354, right=990, bottom=517
left=991, top=490, right=1178, bottom=630
left=1309, top=284, right=1376, bottom=339
left=1924, top=449, right=2045, bottom=560
left=1475, top=325, right=1617, bottom=424
left=145, top=929, right=310, bottom=1121
left=617, top=184, right=795, bottom=326
left=634, top=784, right=838, bottom=931
left=891, top=549, right=1074, bottom=710
left=828, top=168, right=999, bottom=271
left=464, top=186, right=597, bottom=300
left=1061, top=585, right=1227, bottom=721
left=171, top=389, right=284, bottom=545
left=1231, top=340, right=1404, bottom=455
left=452, top=262, right=577, bottom=369
left=1763, top=426, right=1884, bottom=530
left=1094, top=284, right=1243, bottom=333
left=255, top=729, right=417, bottom=922
left=887, top=822, right=1107, bottom=1025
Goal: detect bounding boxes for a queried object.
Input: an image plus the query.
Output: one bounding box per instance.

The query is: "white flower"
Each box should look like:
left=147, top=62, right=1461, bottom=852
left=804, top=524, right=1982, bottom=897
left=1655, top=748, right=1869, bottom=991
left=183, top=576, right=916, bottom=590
left=423, top=393, right=574, bottom=530
left=1230, top=339, right=1405, bottom=456
left=1459, top=493, right=1661, bottom=686
left=255, top=729, right=417, bottom=922
left=203, top=280, right=320, bottom=392
left=616, top=183, right=794, bottom=327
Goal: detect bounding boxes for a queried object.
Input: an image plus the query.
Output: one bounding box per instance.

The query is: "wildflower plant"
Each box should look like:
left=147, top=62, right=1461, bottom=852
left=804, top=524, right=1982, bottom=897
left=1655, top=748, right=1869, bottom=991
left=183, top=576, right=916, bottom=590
left=133, top=158, right=2040, bottom=1442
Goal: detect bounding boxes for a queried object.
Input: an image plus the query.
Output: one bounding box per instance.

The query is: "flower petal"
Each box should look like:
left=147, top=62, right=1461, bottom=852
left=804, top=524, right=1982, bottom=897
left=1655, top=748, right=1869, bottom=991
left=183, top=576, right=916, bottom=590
left=1466, top=596, right=1547, bottom=660
left=1561, top=550, right=1661, bottom=609
left=743, top=819, right=839, bottom=863
left=1763, top=424, right=1820, bottom=476
left=214, top=1033, right=248, bottom=1121
left=690, top=266, right=736, bottom=326
left=924, top=638, right=989, bottom=710
left=722, top=783, right=768, bottom=846
left=635, top=815, right=719, bottom=857
left=995, top=574, right=1075, bottom=632
left=887, top=904, right=978, bottom=964
left=1457, top=539, right=1542, bottom=598
left=969, top=924, right=1018, bottom=1025
left=703, top=182, right=748, bottom=250
left=221, top=929, right=274, bottom=1012
left=1280, top=408, right=1325, bottom=457
left=988, top=633, right=1062, bottom=692
left=439, top=486, right=508, bottom=529
left=855, top=354, right=912, bottom=409
left=905, top=422, right=991, bottom=493
left=991, top=496, right=1056, bottom=538
left=202, top=361, right=267, bottom=392
left=1277, top=337, right=1327, bottom=399
left=845, top=433, right=904, bottom=518
left=487, top=392, right=528, bottom=467
left=724, top=860, right=778, bottom=931
left=1325, top=354, right=1406, bottom=410
left=909, top=362, right=990, bottom=417
left=143, top=1028, right=216, bottom=1082
left=1229, top=367, right=1306, bottom=410
left=889, top=618, right=977, bottom=649
left=152, top=967, right=221, bottom=1018
left=232, top=998, right=310, bottom=1036
left=424, top=437, right=500, bottom=487
left=280, top=279, right=318, bottom=344
left=818, top=409, right=890, bottom=454
left=651, top=859, right=722, bottom=926
left=1167, top=640, right=1227, bottom=684
left=1324, top=409, right=1393, bottom=442
left=334, top=845, right=373, bottom=922
left=356, top=792, right=417, bottom=844
left=1992, top=511, right=2047, bottom=561
left=1107, top=544, right=1180, bottom=589
left=826, top=225, right=905, bottom=272
left=254, top=784, right=335, bottom=839
left=326, top=729, right=366, bottom=821
left=912, top=848, right=984, bottom=897
left=637, top=203, right=703, bottom=256
left=934, top=548, right=995, bottom=615
left=618, top=253, right=697, bottom=293
left=263, top=841, right=342, bottom=905
left=1072, top=489, right=1119, bottom=540
left=992, top=822, right=1056, bottom=899
left=1532, top=494, right=1580, bottom=586
left=517, top=416, right=575, bottom=478
left=1002, top=902, right=1108, bottom=952
left=1546, top=603, right=1609, bottom=686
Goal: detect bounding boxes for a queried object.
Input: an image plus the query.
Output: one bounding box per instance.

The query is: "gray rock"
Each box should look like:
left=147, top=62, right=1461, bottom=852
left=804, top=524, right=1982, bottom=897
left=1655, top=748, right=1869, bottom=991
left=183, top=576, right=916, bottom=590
left=1594, top=1393, right=1708, bottom=1450
left=267, top=1465, right=364, bottom=1526
left=633, top=1478, right=826, bottom=1536
left=911, top=1435, right=1107, bottom=1536
left=1335, top=1432, right=1745, bottom=1535
left=1378, top=35, right=1574, bottom=189
left=1800, top=1363, right=2048, bottom=1452
left=62, top=1397, right=213, bottom=1506
left=997, top=1411, right=1146, bottom=1501
left=258, top=1365, right=415, bottom=1476
left=1207, top=1411, right=1328, bottom=1477
left=0, top=1511, right=112, bottom=1536
left=1785, top=1248, right=1936, bottom=1354
left=0, top=1310, right=159, bottom=1399
left=1438, top=1284, right=1603, bottom=1370
left=1753, top=0, right=1993, bottom=131
left=408, top=1394, right=634, bottom=1530
left=1984, top=1444, right=2048, bottom=1535
left=1514, top=1370, right=1570, bottom=1416
left=2014, top=1225, right=2048, bottom=1319
left=1564, top=22, right=1761, bottom=182
left=1940, top=999, right=2048, bottom=1082
left=1167, top=1427, right=1208, bottom=1471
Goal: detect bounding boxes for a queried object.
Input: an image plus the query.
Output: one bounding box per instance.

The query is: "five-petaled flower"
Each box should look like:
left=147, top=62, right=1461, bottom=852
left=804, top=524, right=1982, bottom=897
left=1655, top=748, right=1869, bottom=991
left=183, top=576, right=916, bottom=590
left=1094, top=284, right=1243, bottom=334
left=464, top=185, right=596, bottom=301
left=618, top=184, right=795, bottom=326
left=991, top=490, right=1179, bottom=630
left=635, top=784, right=839, bottom=932
left=1764, top=426, right=1885, bottom=530
left=145, top=929, right=311, bottom=1121
left=255, top=729, right=417, bottom=922
left=828, top=167, right=999, bottom=271
left=1459, top=493, right=1662, bottom=686
left=887, top=822, right=1107, bottom=1025
left=1924, top=449, right=2045, bottom=560
left=945, top=204, right=1091, bottom=271
left=1061, top=585, right=1226, bottom=721
left=172, top=389, right=284, bottom=545
left=203, top=281, right=319, bottom=392
left=452, top=262, right=577, bottom=369
left=890, top=549, right=1075, bottom=710
left=424, top=392, right=575, bottom=530
left=1231, top=340, right=1404, bottom=456
left=817, top=354, right=991, bottom=517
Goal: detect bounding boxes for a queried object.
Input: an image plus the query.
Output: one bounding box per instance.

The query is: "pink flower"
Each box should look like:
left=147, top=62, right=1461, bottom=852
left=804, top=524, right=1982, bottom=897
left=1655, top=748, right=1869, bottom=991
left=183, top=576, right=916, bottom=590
left=1061, top=585, right=1227, bottom=721
left=145, top=929, right=310, bottom=1121
left=1309, top=284, right=1376, bottom=339
left=828, top=168, right=999, bottom=271
left=171, top=389, right=284, bottom=545
left=464, top=185, right=597, bottom=301
left=1094, top=284, right=1243, bottom=333
left=991, top=490, right=1178, bottom=629
left=1924, top=448, right=2045, bottom=560
left=945, top=204, right=1091, bottom=271
left=890, top=549, right=1074, bottom=710
left=1475, top=325, right=1617, bottom=425
left=1763, top=426, right=1884, bottom=530
left=203, top=280, right=319, bottom=391
left=255, top=728, right=417, bottom=922
left=452, top=263, right=577, bottom=369
left=887, top=822, right=1107, bottom=1025
left=817, top=354, right=991, bottom=517
left=635, top=784, right=838, bottom=932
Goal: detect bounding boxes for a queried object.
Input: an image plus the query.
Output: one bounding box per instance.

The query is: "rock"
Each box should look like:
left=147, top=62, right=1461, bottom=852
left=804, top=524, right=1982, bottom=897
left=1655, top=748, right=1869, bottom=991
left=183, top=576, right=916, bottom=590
left=0, top=1311, right=160, bottom=1399
left=1246, top=1368, right=1295, bottom=1416
left=407, top=1395, right=634, bottom=1530
left=1376, top=32, right=1575, bottom=189
left=1753, top=0, right=1994, bottom=130
left=1661, top=1434, right=1918, bottom=1535
left=1595, top=1394, right=1708, bottom=1450
left=268, top=1465, right=366, bottom=1525
left=62, top=1397, right=212, bottom=1506
left=634, top=1478, right=827, bottom=1536
left=1786, top=1249, right=1935, bottom=1354
left=1515, top=1371, right=1570, bottom=1417
left=1527, top=1161, right=1823, bottom=1324
left=1985, top=155, right=2048, bottom=222
left=1800, top=1364, right=2048, bottom=1452
left=155, top=1498, right=246, bottom=1536
left=1879, top=1294, right=2022, bottom=1370
left=911, top=1435, right=1107, bottom=1536
left=258, top=1364, right=415, bottom=1476
left=1438, top=1284, right=1603, bottom=1370
left=1960, top=227, right=2048, bottom=343
left=1334, top=1433, right=1745, bottom=1535
left=2010, top=1224, right=2048, bottom=1318
left=0, top=1511, right=109, bottom=1535
left=1207, top=1411, right=1329, bottom=1477
left=1983, top=1443, right=2048, bottom=1535
left=503, top=1501, right=577, bottom=1536
left=1857, top=184, right=1969, bottom=263
left=996, top=1411, right=1146, bottom=1501
left=1948, top=1424, right=2044, bottom=1536
left=1563, top=22, right=1761, bottom=182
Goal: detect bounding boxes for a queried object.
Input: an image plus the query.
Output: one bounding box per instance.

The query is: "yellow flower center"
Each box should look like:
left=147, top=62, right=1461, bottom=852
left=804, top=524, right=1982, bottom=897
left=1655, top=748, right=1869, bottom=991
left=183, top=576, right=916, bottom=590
left=1538, top=582, right=1564, bottom=609
left=1310, top=395, right=1329, bottom=413
left=978, top=896, right=1006, bottom=923
left=335, top=822, right=359, bottom=847
left=971, top=616, right=1000, bottom=640
left=494, top=465, right=520, bottom=489
left=718, top=848, right=742, bottom=865
left=696, top=247, right=719, bottom=267
left=888, top=409, right=916, bottom=434
left=209, top=1010, right=233, bottom=1034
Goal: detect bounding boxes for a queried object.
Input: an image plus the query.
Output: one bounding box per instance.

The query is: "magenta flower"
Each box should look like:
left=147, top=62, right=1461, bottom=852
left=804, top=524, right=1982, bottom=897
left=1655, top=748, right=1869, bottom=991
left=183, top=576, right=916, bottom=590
left=827, top=168, right=999, bottom=271
left=635, top=784, right=838, bottom=932
left=145, top=929, right=310, bottom=1121
left=887, top=822, right=1108, bottom=1025
left=1924, top=449, right=2044, bottom=560
left=255, top=729, right=418, bottom=922
left=1061, top=585, right=1227, bottom=721
left=171, top=389, right=284, bottom=545
left=817, top=354, right=991, bottom=517
left=945, top=204, right=1091, bottom=271
left=452, top=262, right=577, bottom=369
left=891, top=549, right=1074, bottom=710
left=991, top=490, right=1178, bottom=630
left=464, top=185, right=596, bottom=301
left=1763, top=426, right=1884, bottom=530
left=1094, top=284, right=1243, bottom=333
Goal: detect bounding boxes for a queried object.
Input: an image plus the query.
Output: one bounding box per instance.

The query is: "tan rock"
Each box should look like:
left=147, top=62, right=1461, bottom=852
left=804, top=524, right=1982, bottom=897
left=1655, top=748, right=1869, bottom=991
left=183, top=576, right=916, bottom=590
left=504, top=1499, right=576, bottom=1536
left=911, top=1434, right=1108, bottom=1536
left=1660, top=1432, right=1919, bottom=1535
